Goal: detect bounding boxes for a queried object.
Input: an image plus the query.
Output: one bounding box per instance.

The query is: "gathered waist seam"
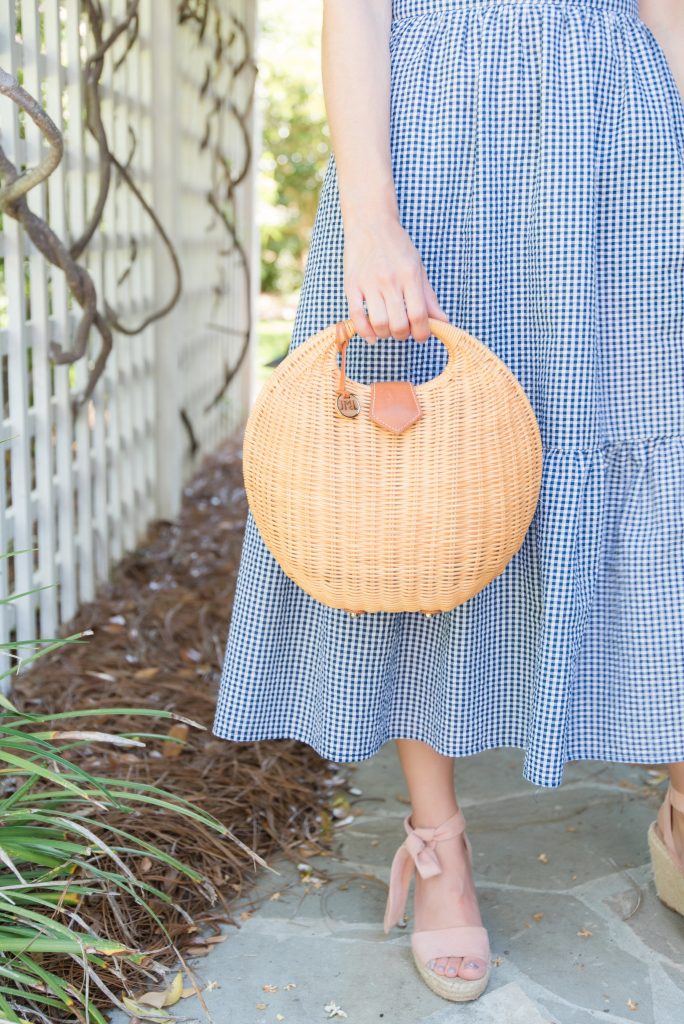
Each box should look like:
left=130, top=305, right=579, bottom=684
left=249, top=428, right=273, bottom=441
left=391, top=0, right=641, bottom=25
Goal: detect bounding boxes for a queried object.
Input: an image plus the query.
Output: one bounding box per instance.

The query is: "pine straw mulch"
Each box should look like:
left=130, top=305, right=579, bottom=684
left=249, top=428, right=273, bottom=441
left=9, top=434, right=356, bottom=1017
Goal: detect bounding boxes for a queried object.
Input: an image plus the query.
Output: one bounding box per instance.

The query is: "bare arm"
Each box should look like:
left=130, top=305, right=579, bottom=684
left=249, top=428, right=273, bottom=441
left=639, top=0, right=684, bottom=100
left=321, top=0, right=447, bottom=345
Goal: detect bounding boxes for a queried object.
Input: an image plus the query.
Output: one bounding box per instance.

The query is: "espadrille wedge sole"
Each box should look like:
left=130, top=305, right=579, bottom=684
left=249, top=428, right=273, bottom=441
left=648, top=782, right=684, bottom=917
left=383, top=808, right=491, bottom=1003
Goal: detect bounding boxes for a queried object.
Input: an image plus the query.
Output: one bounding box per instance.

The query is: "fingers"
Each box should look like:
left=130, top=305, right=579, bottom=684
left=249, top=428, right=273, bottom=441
left=382, top=281, right=411, bottom=340
left=365, top=290, right=391, bottom=343
left=402, top=265, right=431, bottom=342
left=345, top=258, right=448, bottom=345
left=423, top=268, right=449, bottom=322
left=346, top=285, right=377, bottom=345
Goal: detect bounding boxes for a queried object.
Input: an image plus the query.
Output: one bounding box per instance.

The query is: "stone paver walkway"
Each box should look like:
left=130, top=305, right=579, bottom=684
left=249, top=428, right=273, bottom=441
left=111, top=744, right=684, bottom=1024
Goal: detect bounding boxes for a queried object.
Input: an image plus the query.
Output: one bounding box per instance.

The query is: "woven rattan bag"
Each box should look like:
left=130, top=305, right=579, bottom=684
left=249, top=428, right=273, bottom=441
left=243, top=316, right=543, bottom=616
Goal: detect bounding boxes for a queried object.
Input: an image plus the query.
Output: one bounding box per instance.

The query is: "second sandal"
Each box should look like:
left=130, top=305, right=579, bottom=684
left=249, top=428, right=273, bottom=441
left=383, top=808, right=491, bottom=1002
left=648, top=782, right=684, bottom=918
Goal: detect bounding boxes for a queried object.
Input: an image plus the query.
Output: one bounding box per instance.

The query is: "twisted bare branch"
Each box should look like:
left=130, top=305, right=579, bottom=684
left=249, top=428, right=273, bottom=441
left=0, top=0, right=257, bottom=432
left=0, top=68, right=63, bottom=206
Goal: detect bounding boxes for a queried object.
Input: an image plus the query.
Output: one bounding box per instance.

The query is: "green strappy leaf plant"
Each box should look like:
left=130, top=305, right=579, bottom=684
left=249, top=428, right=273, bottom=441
left=0, top=576, right=250, bottom=1024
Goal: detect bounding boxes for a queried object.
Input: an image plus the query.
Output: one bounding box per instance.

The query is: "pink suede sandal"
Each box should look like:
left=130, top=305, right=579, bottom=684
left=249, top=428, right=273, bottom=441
left=383, top=807, right=491, bottom=1002
left=648, top=782, right=684, bottom=917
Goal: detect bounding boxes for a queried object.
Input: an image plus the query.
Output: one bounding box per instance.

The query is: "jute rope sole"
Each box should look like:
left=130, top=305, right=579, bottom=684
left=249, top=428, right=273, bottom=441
left=648, top=820, right=684, bottom=917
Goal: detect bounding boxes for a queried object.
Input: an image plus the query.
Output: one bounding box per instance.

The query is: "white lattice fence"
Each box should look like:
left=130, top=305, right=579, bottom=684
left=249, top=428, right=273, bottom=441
left=0, top=0, right=257, bottom=666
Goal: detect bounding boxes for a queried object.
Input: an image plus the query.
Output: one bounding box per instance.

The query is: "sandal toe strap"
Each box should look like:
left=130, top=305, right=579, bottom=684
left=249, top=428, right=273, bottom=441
left=668, top=784, right=684, bottom=815
left=411, top=925, right=490, bottom=966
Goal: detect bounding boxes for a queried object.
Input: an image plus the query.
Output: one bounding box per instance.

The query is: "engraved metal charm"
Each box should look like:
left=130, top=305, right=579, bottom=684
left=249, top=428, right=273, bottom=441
left=336, top=392, right=360, bottom=418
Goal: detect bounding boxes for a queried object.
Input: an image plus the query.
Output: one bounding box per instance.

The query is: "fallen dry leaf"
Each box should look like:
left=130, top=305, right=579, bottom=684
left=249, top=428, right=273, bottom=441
left=263, top=983, right=278, bottom=992
left=240, top=910, right=253, bottom=921
left=163, top=972, right=184, bottom=1007
left=180, top=647, right=202, bottom=663
left=137, top=991, right=167, bottom=1009
left=136, top=971, right=184, bottom=1009
left=537, top=852, right=549, bottom=863
left=577, top=928, right=593, bottom=938
left=270, top=891, right=282, bottom=900
left=565, top=825, right=577, bottom=832
left=627, top=998, right=638, bottom=1011
left=532, top=912, right=544, bottom=922
left=276, top=1016, right=285, bottom=1021
left=83, top=670, right=116, bottom=683
left=133, top=666, right=161, bottom=680
left=121, top=994, right=173, bottom=1022
left=323, top=1001, right=348, bottom=1019
left=162, top=723, right=189, bottom=758
left=256, top=1002, right=268, bottom=1009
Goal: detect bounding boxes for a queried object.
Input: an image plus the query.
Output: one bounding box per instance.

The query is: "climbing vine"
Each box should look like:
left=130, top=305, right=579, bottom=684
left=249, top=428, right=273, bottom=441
left=0, top=0, right=256, bottom=439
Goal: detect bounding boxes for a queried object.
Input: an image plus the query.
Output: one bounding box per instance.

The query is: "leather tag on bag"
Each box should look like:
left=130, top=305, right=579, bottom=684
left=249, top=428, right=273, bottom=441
left=369, top=381, right=422, bottom=434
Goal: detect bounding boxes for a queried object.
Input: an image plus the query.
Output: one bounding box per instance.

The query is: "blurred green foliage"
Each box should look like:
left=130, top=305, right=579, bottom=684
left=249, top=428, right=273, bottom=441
left=257, top=319, right=293, bottom=383
left=259, top=2, right=330, bottom=295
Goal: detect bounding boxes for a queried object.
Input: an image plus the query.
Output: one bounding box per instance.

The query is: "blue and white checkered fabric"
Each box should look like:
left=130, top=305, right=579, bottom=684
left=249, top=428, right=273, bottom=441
left=213, top=0, right=684, bottom=788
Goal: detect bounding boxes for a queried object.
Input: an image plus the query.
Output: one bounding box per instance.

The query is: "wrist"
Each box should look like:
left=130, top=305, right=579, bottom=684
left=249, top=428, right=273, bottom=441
left=338, top=179, right=400, bottom=231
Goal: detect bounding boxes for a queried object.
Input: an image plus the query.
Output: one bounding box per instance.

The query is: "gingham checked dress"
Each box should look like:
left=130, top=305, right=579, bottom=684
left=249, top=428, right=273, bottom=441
left=213, top=0, right=684, bottom=788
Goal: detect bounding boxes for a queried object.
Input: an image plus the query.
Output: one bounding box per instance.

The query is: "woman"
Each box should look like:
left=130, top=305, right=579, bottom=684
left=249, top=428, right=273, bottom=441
left=213, top=0, right=684, bottom=1002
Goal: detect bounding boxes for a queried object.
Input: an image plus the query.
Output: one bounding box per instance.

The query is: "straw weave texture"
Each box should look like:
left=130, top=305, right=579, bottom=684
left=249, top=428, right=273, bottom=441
left=243, top=317, right=543, bottom=614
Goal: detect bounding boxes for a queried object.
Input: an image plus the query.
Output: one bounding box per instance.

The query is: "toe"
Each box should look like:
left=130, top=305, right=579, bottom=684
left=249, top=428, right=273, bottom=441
left=457, top=956, right=489, bottom=980
left=429, top=956, right=449, bottom=975
left=443, top=956, right=462, bottom=978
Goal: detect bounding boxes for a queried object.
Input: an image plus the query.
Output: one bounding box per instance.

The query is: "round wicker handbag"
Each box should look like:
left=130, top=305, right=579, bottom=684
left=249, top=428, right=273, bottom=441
left=242, top=316, right=543, bottom=616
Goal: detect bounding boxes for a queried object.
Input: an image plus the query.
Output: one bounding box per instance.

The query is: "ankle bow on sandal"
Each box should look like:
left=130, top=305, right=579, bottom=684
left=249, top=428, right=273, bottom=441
left=383, top=808, right=491, bottom=1002
left=648, top=782, right=684, bottom=917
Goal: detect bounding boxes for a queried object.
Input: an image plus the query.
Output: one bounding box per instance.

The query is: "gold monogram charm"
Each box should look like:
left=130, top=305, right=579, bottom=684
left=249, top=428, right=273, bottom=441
left=336, top=392, right=360, bottom=418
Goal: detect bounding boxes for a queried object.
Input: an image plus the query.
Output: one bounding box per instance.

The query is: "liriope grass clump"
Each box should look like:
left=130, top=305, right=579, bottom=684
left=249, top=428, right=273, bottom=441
left=0, top=617, right=257, bottom=1024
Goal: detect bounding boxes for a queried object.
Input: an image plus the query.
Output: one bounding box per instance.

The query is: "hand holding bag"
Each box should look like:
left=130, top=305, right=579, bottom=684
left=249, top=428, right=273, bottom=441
left=242, top=316, right=543, bottom=616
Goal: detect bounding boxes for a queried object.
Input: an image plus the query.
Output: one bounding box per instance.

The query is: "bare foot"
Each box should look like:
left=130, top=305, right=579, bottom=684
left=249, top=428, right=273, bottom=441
left=411, top=817, right=489, bottom=981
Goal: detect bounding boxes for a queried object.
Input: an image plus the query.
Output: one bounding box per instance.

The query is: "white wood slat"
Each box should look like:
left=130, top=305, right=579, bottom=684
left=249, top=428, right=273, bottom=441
left=0, top=0, right=257, bottom=656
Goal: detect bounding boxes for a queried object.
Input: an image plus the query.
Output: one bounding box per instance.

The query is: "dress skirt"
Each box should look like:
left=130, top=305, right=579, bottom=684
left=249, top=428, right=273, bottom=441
left=212, top=0, right=684, bottom=788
